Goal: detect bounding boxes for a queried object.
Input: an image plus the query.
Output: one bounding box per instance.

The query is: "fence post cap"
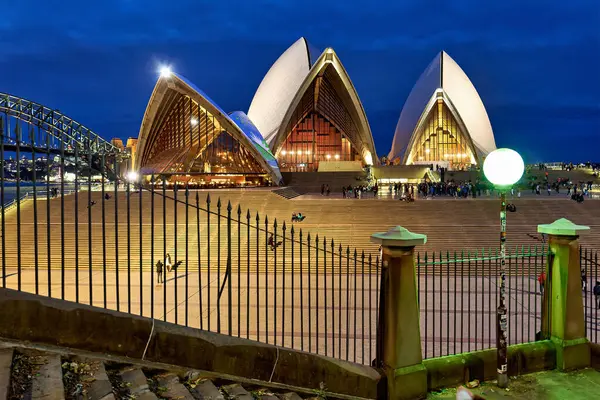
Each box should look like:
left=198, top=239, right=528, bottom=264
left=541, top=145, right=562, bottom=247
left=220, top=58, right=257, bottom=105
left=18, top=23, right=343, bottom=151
left=537, top=218, right=590, bottom=236
left=370, top=226, right=427, bottom=247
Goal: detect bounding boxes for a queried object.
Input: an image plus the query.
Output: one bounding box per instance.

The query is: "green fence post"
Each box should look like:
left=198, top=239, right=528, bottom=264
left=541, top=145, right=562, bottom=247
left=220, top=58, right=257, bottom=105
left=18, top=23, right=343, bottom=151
left=538, top=218, right=590, bottom=371
left=371, top=226, right=427, bottom=400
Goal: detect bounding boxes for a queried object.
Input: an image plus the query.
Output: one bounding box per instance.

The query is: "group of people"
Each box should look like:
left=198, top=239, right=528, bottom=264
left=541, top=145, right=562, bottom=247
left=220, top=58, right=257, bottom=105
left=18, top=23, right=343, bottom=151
left=154, top=253, right=182, bottom=284
left=342, top=185, right=377, bottom=199
left=417, top=180, right=485, bottom=198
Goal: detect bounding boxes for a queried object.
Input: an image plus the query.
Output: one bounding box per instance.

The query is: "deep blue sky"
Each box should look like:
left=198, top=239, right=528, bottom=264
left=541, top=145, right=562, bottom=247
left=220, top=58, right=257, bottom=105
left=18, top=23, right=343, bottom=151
left=1, top=1, right=598, bottom=162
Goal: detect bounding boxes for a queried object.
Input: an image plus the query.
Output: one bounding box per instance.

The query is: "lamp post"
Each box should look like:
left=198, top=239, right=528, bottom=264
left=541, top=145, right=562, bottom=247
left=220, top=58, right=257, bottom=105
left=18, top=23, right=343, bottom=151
left=482, top=148, right=524, bottom=388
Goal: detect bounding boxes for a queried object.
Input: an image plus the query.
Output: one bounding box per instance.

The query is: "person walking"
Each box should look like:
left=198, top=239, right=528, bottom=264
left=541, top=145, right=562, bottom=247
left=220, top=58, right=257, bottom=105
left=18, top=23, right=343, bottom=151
left=594, top=281, right=600, bottom=309
left=321, top=184, right=325, bottom=196
left=165, top=253, right=173, bottom=273
left=156, top=260, right=164, bottom=283
left=538, top=271, right=546, bottom=295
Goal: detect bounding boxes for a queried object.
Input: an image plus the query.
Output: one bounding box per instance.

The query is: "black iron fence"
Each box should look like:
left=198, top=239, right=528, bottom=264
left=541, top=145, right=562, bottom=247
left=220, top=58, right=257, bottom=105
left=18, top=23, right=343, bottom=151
left=0, top=180, right=382, bottom=365
left=0, top=109, right=382, bottom=366
left=581, top=247, right=600, bottom=343
left=416, top=247, right=552, bottom=359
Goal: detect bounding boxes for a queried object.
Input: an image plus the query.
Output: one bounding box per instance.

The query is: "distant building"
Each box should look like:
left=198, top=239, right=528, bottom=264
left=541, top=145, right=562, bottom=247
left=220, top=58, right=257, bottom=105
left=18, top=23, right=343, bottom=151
left=111, top=138, right=124, bottom=150
left=388, top=51, right=496, bottom=169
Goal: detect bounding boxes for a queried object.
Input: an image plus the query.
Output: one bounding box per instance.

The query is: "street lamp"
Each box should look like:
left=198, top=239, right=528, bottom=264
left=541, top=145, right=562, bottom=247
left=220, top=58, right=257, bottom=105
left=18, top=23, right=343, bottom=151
left=159, top=65, right=172, bottom=78
left=483, top=148, right=524, bottom=389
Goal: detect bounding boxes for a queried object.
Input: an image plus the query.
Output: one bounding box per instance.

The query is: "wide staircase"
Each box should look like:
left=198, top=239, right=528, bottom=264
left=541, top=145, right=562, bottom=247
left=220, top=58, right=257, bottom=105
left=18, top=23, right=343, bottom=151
left=271, top=187, right=305, bottom=200
left=0, top=342, right=317, bottom=400
left=1, top=190, right=599, bottom=278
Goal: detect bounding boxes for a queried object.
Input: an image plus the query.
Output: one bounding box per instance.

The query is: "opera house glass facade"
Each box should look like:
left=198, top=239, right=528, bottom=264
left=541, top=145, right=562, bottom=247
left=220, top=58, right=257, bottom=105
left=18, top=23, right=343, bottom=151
left=134, top=73, right=283, bottom=186
left=409, top=91, right=475, bottom=168
left=248, top=40, right=377, bottom=173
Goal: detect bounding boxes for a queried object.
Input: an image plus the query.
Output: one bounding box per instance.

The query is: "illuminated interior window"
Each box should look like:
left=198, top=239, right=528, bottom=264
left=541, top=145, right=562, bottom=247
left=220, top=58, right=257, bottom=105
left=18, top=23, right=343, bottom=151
left=409, top=97, right=475, bottom=168
left=140, top=93, right=266, bottom=177
left=275, top=64, right=362, bottom=172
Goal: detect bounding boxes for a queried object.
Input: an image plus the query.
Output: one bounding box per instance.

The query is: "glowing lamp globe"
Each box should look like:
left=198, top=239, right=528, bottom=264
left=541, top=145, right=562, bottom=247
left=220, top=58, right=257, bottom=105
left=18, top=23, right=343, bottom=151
left=483, top=148, right=524, bottom=187
left=127, top=171, right=139, bottom=182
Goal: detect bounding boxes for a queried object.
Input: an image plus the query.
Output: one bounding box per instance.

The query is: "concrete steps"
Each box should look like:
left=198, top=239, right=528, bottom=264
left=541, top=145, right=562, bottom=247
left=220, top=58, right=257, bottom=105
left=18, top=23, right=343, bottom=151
left=272, top=187, right=305, bottom=200
left=1, top=190, right=599, bottom=278
left=0, top=344, right=321, bottom=400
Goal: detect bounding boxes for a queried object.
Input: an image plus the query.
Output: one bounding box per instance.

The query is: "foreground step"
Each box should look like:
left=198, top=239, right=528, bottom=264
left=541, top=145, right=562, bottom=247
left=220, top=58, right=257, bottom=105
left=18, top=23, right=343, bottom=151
left=279, top=393, right=303, bottom=400
left=190, top=379, right=225, bottom=400
left=221, top=384, right=253, bottom=400
left=154, top=372, right=194, bottom=400
left=72, top=357, right=114, bottom=400
left=30, top=352, right=65, bottom=400
left=120, top=367, right=157, bottom=400
left=0, top=347, right=13, bottom=400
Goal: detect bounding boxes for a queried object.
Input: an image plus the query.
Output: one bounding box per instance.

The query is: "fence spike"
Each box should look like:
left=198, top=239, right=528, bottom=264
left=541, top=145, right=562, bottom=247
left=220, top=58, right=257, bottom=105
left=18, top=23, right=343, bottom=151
left=290, top=224, right=294, bottom=234
left=237, top=204, right=242, bottom=216
left=256, top=211, right=259, bottom=221
left=217, top=197, right=222, bottom=208
left=226, top=200, right=232, bottom=211
left=246, top=209, right=251, bottom=219
left=195, top=192, right=199, bottom=202
left=206, top=193, right=211, bottom=204
left=282, top=221, right=286, bottom=231
left=273, top=218, right=277, bottom=228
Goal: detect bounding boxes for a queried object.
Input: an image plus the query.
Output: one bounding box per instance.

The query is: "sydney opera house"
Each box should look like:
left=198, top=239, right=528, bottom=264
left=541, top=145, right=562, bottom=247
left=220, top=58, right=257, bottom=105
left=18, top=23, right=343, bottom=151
left=131, top=38, right=496, bottom=186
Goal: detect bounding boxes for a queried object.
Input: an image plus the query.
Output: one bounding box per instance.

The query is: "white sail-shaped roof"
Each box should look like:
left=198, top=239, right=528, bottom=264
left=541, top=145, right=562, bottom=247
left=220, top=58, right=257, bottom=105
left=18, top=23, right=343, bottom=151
left=247, top=38, right=318, bottom=146
left=389, top=51, right=496, bottom=163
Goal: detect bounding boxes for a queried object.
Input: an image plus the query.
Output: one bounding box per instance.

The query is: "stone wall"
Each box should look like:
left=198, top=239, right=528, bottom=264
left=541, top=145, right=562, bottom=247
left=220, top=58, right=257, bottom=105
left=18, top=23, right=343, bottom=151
left=0, top=288, right=383, bottom=399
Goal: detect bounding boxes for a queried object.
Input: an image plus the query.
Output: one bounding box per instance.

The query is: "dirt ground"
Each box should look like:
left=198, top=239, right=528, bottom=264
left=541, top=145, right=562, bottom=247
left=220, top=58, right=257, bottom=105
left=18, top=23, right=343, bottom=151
left=428, top=368, right=600, bottom=399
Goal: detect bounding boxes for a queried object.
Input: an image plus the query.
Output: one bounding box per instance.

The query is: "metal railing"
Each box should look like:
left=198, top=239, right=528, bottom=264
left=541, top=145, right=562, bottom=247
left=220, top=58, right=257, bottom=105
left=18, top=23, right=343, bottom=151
left=2, top=191, right=31, bottom=212
left=581, top=247, right=600, bottom=343
left=0, top=180, right=381, bottom=366
left=416, top=247, right=552, bottom=359
left=1, top=108, right=384, bottom=366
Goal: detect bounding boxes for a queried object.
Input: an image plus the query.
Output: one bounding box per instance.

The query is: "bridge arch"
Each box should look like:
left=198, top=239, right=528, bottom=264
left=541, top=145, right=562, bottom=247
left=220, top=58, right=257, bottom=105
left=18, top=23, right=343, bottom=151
left=0, top=92, right=119, bottom=155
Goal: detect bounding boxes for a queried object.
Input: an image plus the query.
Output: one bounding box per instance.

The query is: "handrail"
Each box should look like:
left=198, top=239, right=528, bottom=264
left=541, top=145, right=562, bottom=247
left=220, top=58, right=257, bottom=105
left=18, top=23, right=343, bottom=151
left=2, top=191, right=30, bottom=212
left=2, top=188, right=78, bottom=212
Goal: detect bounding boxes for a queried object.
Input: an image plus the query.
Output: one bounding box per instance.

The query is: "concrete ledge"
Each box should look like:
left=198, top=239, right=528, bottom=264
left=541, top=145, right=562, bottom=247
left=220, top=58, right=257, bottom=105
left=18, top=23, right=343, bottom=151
left=0, top=288, right=382, bottom=399
left=552, top=336, right=590, bottom=371
left=387, top=363, right=427, bottom=400
left=590, top=343, right=600, bottom=370
left=424, top=341, right=556, bottom=391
